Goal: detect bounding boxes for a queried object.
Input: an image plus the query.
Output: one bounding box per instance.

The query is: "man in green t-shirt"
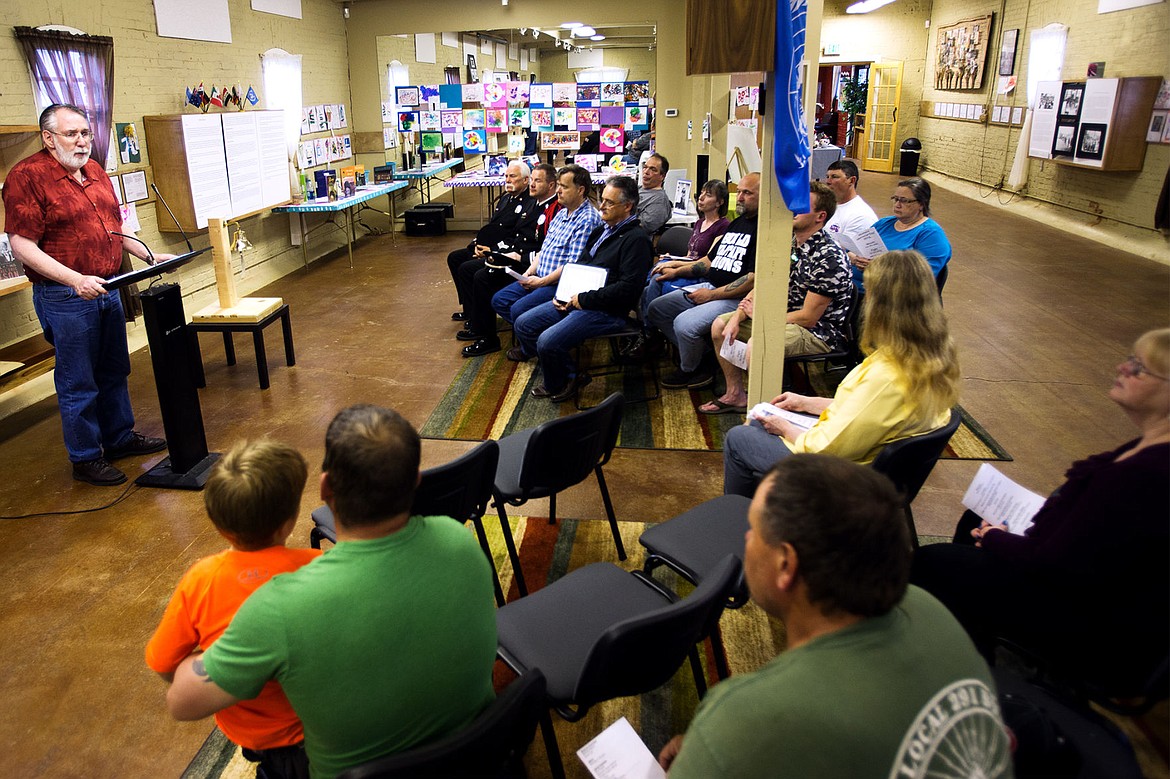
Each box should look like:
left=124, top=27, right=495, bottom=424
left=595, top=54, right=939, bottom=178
left=166, top=405, right=498, bottom=778
left=661, top=454, right=1014, bottom=779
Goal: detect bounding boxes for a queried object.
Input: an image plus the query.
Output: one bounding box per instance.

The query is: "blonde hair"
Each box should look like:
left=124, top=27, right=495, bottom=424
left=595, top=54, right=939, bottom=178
left=204, top=439, right=308, bottom=549
left=861, top=250, right=960, bottom=419
left=1135, top=328, right=1170, bottom=377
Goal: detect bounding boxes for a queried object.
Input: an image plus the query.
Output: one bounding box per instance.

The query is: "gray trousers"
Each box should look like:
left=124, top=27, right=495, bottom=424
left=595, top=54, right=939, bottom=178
left=723, top=420, right=794, bottom=497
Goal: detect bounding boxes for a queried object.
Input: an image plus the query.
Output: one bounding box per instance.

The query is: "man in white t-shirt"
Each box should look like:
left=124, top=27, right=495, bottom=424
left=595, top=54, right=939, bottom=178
left=823, top=160, right=878, bottom=247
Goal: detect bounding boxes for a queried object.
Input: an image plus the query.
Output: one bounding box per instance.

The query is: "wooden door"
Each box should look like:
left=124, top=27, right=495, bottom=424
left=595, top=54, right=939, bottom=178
left=862, top=62, right=903, bottom=172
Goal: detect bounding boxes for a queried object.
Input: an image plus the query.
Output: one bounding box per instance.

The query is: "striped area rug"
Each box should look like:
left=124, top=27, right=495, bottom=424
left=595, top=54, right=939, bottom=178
left=421, top=347, right=1011, bottom=460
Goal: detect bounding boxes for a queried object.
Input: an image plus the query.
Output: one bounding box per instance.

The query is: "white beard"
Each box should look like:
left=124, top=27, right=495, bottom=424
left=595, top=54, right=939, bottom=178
left=50, top=143, right=91, bottom=173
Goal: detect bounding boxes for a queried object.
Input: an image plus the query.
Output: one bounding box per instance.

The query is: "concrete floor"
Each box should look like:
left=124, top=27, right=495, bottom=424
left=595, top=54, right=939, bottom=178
left=0, top=171, right=1165, bottom=776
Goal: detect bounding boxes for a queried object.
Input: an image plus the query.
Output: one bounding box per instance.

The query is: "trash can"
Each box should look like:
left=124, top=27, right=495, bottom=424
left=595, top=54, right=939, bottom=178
left=899, top=138, right=922, bottom=177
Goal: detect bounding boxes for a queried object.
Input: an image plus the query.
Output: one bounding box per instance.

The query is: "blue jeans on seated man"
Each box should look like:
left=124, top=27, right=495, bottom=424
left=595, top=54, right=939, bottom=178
left=723, top=419, right=795, bottom=498
left=491, top=282, right=557, bottom=327
left=645, top=285, right=738, bottom=373
left=33, top=285, right=136, bottom=463
left=514, top=300, right=628, bottom=392
left=638, top=273, right=700, bottom=322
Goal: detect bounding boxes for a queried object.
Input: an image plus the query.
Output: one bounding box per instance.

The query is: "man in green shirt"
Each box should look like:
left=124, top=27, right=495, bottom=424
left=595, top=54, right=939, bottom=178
left=167, top=405, right=498, bottom=778
left=661, top=454, right=1013, bottom=779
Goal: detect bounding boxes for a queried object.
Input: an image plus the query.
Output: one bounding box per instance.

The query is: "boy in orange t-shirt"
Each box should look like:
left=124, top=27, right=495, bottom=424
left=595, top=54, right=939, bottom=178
left=146, top=439, right=320, bottom=779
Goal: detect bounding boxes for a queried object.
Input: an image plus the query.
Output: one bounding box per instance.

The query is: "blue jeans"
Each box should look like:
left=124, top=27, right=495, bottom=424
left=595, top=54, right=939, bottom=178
left=646, top=286, right=737, bottom=372
left=33, top=285, right=136, bottom=462
left=514, top=301, right=628, bottom=391
left=723, top=420, right=794, bottom=497
left=491, top=282, right=556, bottom=326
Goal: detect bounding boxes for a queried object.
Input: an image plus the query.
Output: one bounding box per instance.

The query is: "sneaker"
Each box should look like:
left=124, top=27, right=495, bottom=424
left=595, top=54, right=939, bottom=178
left=72, top=458, right=128, bottom=486
left=661, top=368, right=714, bottom=390
left=105, top=432, right=168, bottom=459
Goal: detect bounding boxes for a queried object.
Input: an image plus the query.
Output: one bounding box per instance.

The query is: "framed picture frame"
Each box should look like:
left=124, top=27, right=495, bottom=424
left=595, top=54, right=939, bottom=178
left=1075, top=123, right=1106, bottom=161
left=934, top=14, right=994, bottom=91
left=998, top=28, right=1018, bottom=77
left=466, top=54, right=478, bottom=83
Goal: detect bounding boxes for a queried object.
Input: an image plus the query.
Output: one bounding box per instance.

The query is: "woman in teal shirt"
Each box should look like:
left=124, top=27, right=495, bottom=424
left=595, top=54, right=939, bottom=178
left=848, top=177, right=951, bottom=292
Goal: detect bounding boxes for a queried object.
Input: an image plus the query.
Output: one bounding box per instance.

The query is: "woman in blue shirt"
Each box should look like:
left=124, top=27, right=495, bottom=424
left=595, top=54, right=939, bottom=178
left=848, top=177, right=951, bottom=292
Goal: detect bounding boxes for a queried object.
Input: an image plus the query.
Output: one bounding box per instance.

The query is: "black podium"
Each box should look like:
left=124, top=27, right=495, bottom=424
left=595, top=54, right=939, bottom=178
left=107, top=250, right=219, bottom=489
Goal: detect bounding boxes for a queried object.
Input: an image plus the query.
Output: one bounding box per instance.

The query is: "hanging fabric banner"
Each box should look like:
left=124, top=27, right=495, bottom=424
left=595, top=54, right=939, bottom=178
left=772, top=0, right=811, bottom=212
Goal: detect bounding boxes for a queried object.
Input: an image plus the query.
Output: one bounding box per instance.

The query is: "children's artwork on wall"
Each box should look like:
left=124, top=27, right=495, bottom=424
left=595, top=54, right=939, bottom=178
left=326, top=105, right=339, bottom=129
left=420, top=85, right=441, bottom=104
left=441, top=110, right=464, bottom=131
left=625, top=105, right=648, bottom=130
left=598, top=106, right=623, bottom=126
left=576, top=108, right=600, bottom=129
left=381, top=101, right=395, bottom=123
left=575, top=153, right=598, bottom=172
left=508, top=134, right=526, bottom=153
left=530, top=108, right=553, bottom=130
left=485, top=108, right=508, bottom=132
left=337, top=104, right=347, bottom=127
left=509, top=108, right=530, bottom=127
left=314, top=137, right=328, bottom=161
left=735, top=86, right=752, bottom=107
left=301, top=107, right=312, bottom=134
left=461, top=82, right=483, bottom=104
left=624, top=81, right=650, bottom=103
left=439, top=84, right=463, bottom=109
left=301, top=140, right=316, bottom=167
left=342, top=135, right=352, bottom=158
left=554, top=107, right=576, bottom=129
left=506, top=81, right=530, bottom=103
left=486, top=155, right=508, bottom=176
left=541, top=131, right=581, bottom=149
left=576, top=84, right=601, bottom=102
left=601, top=82, right=624, bottom=102
left=933, top=15, right=993, bottom=91
left=462, top=108, right=485, bottom=128
left=116, top=123, right=141, bottom=165
left=421, top=132, right=443, bottom=152
left=530, top=83, right=553, bottom=106
left=419, top=111, right=441, bottom=131
left=398, top=112, right=418, bottom=132
left=553, top=83, right=576, bottom=103
left=307, top=105, right=321, bottom=133
left=482, top=82, right=507, bottom=107
left=396, top=86, right=421, bottom=106
left=463, top=129, right=485, bottom=153
left=383, top=127, right=397, bottom=149
left=600, top=127, right=625, bottom=153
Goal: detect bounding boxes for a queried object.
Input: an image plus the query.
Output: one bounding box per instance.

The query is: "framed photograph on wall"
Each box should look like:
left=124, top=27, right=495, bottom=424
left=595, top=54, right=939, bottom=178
left=934, top=15, right=994, bottom=91
left=998, top=29, right=1018, bottom=76
left=1075, top=123, right=1106, bottom=161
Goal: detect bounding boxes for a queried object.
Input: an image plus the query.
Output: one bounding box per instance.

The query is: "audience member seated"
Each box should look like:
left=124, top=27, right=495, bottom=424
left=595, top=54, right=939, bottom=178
left=147, top=440, right=319, bottom=779
left=448, top=161, right=533, bottom=325
left=514, top=176, right=653, bottom=403
left=911, top=328, right=1170, bottom=696
left=165, top=405, right=499, bottom=778
left=460, top=163, right=562, bottom=357
left=488, top=165, right=602, bottom=362
left=660, top=455, right=1011, bottom=778
left=646, top=173, right=760, bottom=391
left=723, top=249, right=959, bottom=497
left=848, top=177, right=951, bottom=293
left=637, top=153, right=672, bottom=235
left=823, top=159, right=878, bottom=247
left=700, top=182, right=852, bottom=415
left=623, top=179, right=731, bottom=361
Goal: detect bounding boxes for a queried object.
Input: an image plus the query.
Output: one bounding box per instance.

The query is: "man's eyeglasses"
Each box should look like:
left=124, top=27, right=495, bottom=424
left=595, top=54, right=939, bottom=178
left=890, top=196, right=918, bottom=204
left=49, top=129, right=93, bottom=141
left=1120, top=355, right=1169, bottom=381
left=599, top=198, right=626, bottom=208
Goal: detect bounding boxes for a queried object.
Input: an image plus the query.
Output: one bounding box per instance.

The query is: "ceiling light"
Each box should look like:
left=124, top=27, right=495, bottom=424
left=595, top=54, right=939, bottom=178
left=520, top=27, right=527, bottom=35
left=590, top=34, right=605, bottom=41
left=846, top=0, right=896, bottom=12
left=573, top=26, right=596, bottom=37
left=532, top=28, right=540, bottom=38
left=560, top=22, right=583, bottom=29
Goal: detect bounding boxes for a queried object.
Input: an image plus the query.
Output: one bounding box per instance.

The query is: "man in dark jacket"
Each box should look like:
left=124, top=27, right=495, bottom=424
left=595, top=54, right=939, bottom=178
left=448, top=161, right=533, bottom=327
left=514, top=176, right=652, bottom=403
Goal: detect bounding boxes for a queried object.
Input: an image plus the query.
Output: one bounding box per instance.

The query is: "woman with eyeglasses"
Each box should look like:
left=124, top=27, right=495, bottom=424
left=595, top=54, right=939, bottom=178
left=847, top=176, right=951, bottom=292
left=911, top=328, right=1170, bottom=697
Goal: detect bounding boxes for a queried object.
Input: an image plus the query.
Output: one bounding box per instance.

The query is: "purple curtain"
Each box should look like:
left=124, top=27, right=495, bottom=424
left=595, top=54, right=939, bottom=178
left=14, top=27, right=115, bottom=168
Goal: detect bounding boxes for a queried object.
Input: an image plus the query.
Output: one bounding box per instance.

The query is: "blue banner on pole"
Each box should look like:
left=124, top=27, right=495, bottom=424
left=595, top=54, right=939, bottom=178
left=772, top=0, right=811, bottom=213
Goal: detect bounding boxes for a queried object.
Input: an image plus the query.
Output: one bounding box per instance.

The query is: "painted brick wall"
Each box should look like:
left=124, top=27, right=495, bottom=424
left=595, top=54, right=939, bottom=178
left=0, top=0, right=351, bottom=349
left=918, top=0, right=1169, bottom=230
left=538, top=47, right=658, bottom=94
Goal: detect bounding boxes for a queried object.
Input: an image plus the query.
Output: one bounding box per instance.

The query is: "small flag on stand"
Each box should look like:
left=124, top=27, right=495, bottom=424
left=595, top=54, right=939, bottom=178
left=186, top=86, right=200, bottom=108
left=209, top=86, right=224, bottom=108
left=245, top=86, right=259, bottom=106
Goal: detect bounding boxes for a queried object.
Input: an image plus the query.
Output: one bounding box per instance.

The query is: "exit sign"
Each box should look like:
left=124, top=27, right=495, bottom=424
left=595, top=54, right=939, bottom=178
left=823, top=43, right=841, bottom=56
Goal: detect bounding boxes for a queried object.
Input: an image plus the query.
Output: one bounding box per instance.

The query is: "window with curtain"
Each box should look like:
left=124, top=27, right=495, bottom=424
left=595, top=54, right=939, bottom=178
left=14, top=26, right=115, bottom=167
left=260, top=48, right=304, bottom=184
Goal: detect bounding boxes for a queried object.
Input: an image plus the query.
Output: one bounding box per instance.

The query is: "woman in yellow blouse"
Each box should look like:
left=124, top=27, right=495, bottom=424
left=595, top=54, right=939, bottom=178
left=723, top=249, right=960, bottom=496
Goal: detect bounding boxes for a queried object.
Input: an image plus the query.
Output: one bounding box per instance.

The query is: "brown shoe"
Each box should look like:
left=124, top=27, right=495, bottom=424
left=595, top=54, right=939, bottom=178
left=551, top=374, right=592, bottom=403
left=505, top=346, right=531, bottom=362
left=530, top=384, right=553, bottom=398
left=72, top=458, right=128, bottom=486
left=105, top=432, right=167, bottom=460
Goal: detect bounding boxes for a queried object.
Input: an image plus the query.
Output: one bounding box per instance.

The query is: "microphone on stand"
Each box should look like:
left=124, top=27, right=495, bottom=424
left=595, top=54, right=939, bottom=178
left=151, top=182, right=195, bottom=253
left=109, top=231, right=156, bottom=266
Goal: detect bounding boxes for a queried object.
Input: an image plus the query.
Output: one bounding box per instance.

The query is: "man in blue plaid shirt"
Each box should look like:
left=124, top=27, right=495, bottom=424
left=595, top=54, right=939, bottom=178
left=473, top=164, right=602, bottom=362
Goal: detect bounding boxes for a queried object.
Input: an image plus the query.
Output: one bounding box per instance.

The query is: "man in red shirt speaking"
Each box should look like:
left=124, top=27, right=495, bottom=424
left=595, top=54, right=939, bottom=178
left=3, top=104, right=174, bottom=486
